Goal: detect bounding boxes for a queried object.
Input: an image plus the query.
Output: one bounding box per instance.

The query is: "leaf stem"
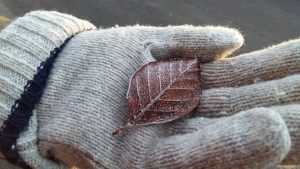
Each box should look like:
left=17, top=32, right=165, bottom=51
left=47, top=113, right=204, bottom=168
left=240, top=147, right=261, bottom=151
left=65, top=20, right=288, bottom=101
left=112, top=126, right=126, bottom=135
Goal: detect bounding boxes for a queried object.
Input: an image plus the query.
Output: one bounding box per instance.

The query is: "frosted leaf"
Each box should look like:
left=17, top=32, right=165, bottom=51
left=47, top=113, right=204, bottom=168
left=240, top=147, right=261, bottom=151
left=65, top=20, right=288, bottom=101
left=113, top=59, right=202, bottom=135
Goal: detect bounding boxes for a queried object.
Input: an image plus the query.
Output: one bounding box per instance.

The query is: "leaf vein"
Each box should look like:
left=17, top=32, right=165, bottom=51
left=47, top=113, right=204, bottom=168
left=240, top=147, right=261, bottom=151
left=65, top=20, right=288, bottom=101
left=135, top=60, right=198, bottom=121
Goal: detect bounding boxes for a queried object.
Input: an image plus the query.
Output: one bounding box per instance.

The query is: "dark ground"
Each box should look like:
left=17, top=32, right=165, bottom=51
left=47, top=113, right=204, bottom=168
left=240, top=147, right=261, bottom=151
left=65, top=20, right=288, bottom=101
left=1, top=0, right=300, bottom=54
left=0, top=1, right=300, bottom=169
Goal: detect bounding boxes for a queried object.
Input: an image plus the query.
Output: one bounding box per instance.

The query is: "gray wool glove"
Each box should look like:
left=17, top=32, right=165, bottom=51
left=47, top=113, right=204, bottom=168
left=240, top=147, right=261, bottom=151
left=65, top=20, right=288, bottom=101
left=0, top=11, right=299, bottom=169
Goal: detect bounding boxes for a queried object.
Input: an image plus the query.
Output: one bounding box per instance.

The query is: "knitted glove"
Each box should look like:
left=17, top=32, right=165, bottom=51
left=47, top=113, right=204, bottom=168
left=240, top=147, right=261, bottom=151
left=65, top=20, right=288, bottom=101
left=0, top=11, right=299, bottom=169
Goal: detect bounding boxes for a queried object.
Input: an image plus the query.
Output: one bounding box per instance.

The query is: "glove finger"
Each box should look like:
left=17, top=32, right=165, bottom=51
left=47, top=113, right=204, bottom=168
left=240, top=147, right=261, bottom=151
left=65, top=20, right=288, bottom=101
left=270, top=104, right=300, bottom=165
left=146, top=26, right=243, bottom=62
left=146, top=108, right=290, bottom=169
left=195, top=74, right=300, bottom=117
left=165, top=104, right=300, bottom=166
left=201, top=39, right=300, bottom=89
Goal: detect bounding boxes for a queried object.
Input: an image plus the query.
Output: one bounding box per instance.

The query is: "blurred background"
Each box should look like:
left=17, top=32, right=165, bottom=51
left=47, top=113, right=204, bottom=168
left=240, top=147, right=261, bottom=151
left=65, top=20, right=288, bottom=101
left=1, top=0, right=300, bottom=54
left=0, top=0, right=300, bottom=169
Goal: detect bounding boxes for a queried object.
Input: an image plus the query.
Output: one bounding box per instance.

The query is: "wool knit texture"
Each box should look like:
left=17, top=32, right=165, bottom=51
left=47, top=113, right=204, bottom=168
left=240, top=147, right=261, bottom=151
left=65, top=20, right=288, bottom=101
left=0, top=11, right=299, bottom=169
left=270, top=105, right=300, bottom=165
left=0, top=11, right=96, bottom=168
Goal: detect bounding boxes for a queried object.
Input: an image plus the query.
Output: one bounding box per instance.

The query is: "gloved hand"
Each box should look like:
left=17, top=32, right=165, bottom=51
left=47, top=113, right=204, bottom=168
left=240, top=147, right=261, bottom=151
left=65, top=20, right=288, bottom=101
left=0, top=11, right=299, bottom=169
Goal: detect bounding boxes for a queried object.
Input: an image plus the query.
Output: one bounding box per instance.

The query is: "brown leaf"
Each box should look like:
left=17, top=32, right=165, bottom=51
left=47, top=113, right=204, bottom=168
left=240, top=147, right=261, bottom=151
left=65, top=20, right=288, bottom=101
left=112, top=58, right=201, bottom=135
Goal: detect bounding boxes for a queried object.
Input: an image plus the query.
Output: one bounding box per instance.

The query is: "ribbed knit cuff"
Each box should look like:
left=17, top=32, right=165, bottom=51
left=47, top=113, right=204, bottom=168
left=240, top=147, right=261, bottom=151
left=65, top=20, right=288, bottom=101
left=0, top=10, right=96, bottom=168
left=0, top=11, right=96, bottom=123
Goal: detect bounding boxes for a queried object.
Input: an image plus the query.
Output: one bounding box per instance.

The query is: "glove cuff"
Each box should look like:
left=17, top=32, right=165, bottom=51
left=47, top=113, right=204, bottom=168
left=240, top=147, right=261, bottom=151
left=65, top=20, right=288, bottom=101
left=0, top=10, right=96, bottom=115
left=0, top=10, right=96, bottom=168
